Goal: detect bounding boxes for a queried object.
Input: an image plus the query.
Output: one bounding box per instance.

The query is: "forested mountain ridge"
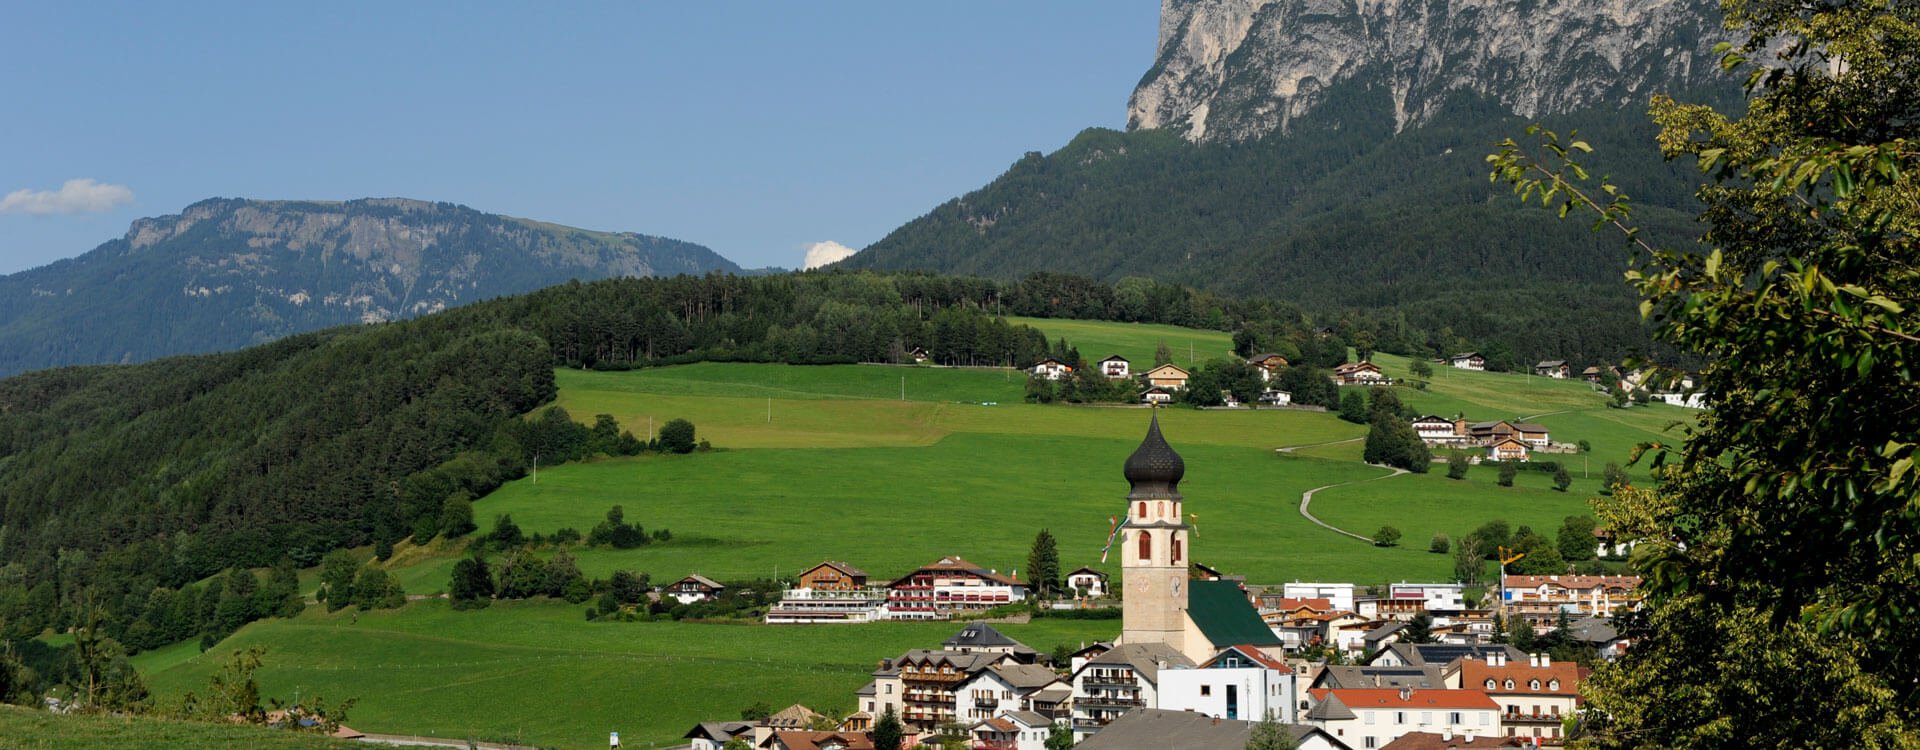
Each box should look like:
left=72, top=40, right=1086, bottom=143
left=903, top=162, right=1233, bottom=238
left=838, top=0, right=1738, bottom=366
left=0, top=197, right=738, bottom=377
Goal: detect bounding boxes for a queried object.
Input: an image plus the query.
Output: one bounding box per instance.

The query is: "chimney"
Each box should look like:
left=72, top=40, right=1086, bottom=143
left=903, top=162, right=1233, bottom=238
left=1399, top=687, right=1413, bottom=701
left=1443, top=729, right=1454, bottom=742
left=1539, top=653, right=1551, bottom=667
left=1486, top=653, right=1499, bottom=667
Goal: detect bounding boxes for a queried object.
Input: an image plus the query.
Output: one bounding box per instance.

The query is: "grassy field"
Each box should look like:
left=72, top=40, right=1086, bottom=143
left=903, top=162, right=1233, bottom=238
left=1007, top=316, right=1235, bottom=368
left=120, top=318, right=1702, bottom=748
left=135, top=600, right=1115, bottom=749
left=0, top=705, right=363, bottom=750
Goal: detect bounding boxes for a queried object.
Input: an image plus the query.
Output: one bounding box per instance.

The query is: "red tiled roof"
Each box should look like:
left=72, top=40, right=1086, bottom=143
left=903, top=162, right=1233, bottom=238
left=1458, top=661, right=1584, bottom=696
left=766, top=730, right=875, bottom=750
left=1216, top=644, right=1292, bottom=673
left=1310, top=688, right=1500, bottom=711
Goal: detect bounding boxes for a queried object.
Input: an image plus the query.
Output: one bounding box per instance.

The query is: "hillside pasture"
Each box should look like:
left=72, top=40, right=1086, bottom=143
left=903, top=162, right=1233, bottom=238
left=137, top=600, right=1115, bottom=750
left=1007, top=316, right=1235, bottom=369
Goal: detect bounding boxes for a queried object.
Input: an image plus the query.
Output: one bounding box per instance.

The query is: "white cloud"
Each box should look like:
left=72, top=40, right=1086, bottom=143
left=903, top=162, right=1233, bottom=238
left=802, top=240, right=858, bottom=270
left=0, top=178, right=135, bottom=215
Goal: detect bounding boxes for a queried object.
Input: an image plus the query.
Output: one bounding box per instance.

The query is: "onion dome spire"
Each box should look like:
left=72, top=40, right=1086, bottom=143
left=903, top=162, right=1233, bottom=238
left=1124, top=413, right=1185, bottom=497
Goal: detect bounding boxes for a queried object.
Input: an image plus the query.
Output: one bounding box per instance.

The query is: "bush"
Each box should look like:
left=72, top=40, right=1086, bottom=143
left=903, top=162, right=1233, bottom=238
left=1446, top=451, right=1471, bottom=480
left=658, top=418, right=697, bottom=454
left=1429, top=533, right=1450, bottom=554
left=1497, top=463, right=1517, bottom=487
left=1373, top=526, right=1402, bottom=547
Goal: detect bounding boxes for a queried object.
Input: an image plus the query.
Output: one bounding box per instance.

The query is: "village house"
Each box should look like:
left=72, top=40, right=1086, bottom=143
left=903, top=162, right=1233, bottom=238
left=1311, top=664, right=1452, bottom=693
left=1141, top=363, right=1191, bottom=390
left=1097, top=355, right=1131, bottom=380
left=1484, top=437, right=1531, bottom=463
left=1591, top=527, right=1637, bottom=559
left=1410, top=416, right=1467, bottom=446
left=885, top=555, right=1027, bottom=620
left=684, top=721, right=756, bottom=750
left=1158, top=644, right=1299, bottom=723
left=957, top=661, right=1067, bottom=722
left=1447, top=652, right=1585, bottom=745
left=1499, top=575, right=1643, bottom=627
left=1332, top=361, right=1388, bottom=385
left=1261, top=388, right=1294, bottom=406
left=1139, top=385, right=1174, bottom=405
left=666, top=574, right=726, bottom=604
left=1448, top=353, right=1486, bottom=371
left=871, top=649, right=1017, bottom=732
left=1249, top=353, right=1290, bottom=382
left=759, top=730, right=873, bottom=750
left=1283, top=582, right=1358, bottom=612
left=944, top=623, right=1040, bottom=662
left=1071, top=642, right=1195, bottom=739
left=765, top=561, right=888, bottom=624
left=1580, top=366, right=1605, bottom=384
left=1305, top=688, right=1503, bottom=750
left=1366, top=644, right=1527, bottom=670
left=1029, top=357, right=1073, bottom=381
left=1065, top=566, right=1109, bottom=599
left=968, top=711, right=1059, bottom=750
left=1383, top=583, right=1467, bottom=614
left=798, top=561, right=868, bottom=590
left=1532, top=361, right=1571, bottom=379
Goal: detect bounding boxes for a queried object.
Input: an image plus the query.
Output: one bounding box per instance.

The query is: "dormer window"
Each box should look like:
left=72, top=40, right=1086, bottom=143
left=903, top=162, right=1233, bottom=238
left=1529, top=679, right=1541, bottom=690
left=1504, top=679, right=1515, bottom=690
left=1548, top=680, right=1560, bottom=691
left=1485, top=679, right=1496, bottom=689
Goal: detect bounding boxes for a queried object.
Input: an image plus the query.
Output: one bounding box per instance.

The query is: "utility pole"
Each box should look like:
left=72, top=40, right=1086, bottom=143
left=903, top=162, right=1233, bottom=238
left=767, top=397, right=772, bottom=423
left=532, top=454, right=539, bottom=484
left=901, top=375, right=906, bottom=401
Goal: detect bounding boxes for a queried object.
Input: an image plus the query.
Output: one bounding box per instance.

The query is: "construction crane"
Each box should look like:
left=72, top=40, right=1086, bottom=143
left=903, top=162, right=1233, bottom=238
left=1495, top=546, right=1526, bottom=616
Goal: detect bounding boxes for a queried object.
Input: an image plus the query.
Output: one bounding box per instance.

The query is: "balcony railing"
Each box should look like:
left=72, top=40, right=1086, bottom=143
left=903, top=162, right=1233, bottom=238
left=1075, top=695, right=1144, bottom=708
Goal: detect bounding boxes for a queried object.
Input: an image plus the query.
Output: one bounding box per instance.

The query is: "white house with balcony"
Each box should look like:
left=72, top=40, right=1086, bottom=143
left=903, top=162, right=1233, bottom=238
left=1157, top=645, right=1298, bottom=724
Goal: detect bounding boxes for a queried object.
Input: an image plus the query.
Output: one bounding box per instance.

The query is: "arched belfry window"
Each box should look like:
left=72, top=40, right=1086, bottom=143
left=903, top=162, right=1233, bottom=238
left=1137, top=502, right=1147, bottom=519
left=1172, top=538, right=1183, bottom=563
left=1138, top=530, right=1152, bottom=561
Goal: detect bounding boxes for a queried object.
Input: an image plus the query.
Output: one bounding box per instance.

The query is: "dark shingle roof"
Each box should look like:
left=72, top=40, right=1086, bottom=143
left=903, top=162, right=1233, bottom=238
left=945, top=623, right=1026, bottom=649
left=1123, top=414, right=1184, bottom=494
left=1370, top=643, right=1526, bottom=667
left=1073, top=709, right=1337, bottom=750
left=1189, top=580, right=1284, bottom=648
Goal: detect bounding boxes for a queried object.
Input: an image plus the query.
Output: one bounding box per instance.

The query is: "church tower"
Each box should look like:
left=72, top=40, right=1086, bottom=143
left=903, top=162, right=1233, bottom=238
left=1119, top=413, right=1190, bottom=653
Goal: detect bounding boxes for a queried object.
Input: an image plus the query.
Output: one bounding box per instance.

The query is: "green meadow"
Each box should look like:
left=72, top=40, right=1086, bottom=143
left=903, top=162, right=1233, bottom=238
left=136, top=601, right=1115, bottom=749
left=0, top=706, right=362, bottom=750
left=1006, top=315, right=1235, bottom=368
left=122, top=318, right=1697, bottom=748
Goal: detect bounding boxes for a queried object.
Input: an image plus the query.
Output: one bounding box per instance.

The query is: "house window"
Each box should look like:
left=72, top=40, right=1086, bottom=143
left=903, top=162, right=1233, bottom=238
left=1485, top=679, right=1496, bottom=689
left=1504, top=679, right=1515, bottom=690
left=1395, top=712, right=1405, bottom=724
left=1450, top=712, right=1462, bottom=724
left=1365, top=739, right=1377, bottom=749
left=1200, top=685, right=1212, bottom=696
left=1529, top=680, right=1541, bottom=691
left=1548, top=680, right=1559, bottom=691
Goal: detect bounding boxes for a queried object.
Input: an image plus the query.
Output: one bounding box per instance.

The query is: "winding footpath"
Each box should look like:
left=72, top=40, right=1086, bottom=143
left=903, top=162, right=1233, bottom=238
left=1296, top=465, right=1410, bottom=542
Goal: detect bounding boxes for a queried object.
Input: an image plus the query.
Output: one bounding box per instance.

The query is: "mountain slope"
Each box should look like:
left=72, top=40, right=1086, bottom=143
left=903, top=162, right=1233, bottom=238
left=0, top=197, right=738, bottom=376
left=840, top=0, right=1735, bottom=363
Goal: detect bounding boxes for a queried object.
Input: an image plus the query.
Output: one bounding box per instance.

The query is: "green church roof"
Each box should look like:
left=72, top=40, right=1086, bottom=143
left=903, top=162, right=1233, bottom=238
left=1189, top=580, right=1284, bottom=648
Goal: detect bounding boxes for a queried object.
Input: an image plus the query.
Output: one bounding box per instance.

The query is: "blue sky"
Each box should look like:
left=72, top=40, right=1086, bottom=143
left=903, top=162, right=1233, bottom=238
left=0, top=2, right=1160, bottom=274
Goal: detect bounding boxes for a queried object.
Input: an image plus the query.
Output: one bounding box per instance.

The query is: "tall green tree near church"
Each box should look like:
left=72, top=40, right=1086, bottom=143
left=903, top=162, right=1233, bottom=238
left=1491, top=1, right=1920, bottom=744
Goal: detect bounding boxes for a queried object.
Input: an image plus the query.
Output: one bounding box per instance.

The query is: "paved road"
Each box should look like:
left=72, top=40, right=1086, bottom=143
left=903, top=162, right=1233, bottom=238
left=1296, top=465, right=1410, bottom=542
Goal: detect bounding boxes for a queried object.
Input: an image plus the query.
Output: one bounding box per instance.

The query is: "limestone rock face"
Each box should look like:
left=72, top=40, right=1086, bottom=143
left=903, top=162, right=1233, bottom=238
left=1128, top=0, right=1726, bottom=141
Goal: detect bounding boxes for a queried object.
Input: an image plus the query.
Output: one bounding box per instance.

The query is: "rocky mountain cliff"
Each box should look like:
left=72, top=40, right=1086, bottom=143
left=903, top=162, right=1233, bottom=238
left=0, top=198, right=738, bottom=376
left=1129, top=0, right=1726, bottom=141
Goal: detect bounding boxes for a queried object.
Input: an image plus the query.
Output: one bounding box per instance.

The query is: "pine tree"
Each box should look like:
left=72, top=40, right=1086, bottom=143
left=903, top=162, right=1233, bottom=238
left=1027, top=529, right=1061, bottom=598
left=873, top=705, right=905, bottom=750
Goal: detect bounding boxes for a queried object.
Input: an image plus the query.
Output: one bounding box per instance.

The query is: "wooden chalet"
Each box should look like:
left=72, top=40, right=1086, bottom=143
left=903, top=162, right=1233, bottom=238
left=667, top=573, right=726, bottom=604
left=798, top=561, right=869, bottom=591
left=1141, top=363, right=1190, bottom=390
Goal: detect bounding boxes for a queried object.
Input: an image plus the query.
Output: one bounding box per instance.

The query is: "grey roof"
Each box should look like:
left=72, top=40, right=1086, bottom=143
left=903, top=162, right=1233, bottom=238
left=1371, top=643, right=1527, bottom=667
left=893, top=649, right=1005, bottom=674
left=1306, top=693, right=1358, bottom=721
left=1074, top=709, right=1344, bottom=750
left=1028, top=686, right=1071, bottom=705
left=1364, top=621, right=1407, bottom=643
left=1569, top=616, right=1619, bottom=644
left=854, top=680, right=877, bottom=697
left=989, top=663, right=1064, bottom=691
left=1313, top=665, right=1450, bottom=691
left=684, top=721, right=755, bottom=741
left=1082, top=642, right=1194, bottom=684
left=1536, top=360, right=1568, bottom=368
left=1099, top=354, right=1130, bottom=363
left=1004, top=710, right=1054, bottom=728
left=945, top=623, right=1033, bottom=651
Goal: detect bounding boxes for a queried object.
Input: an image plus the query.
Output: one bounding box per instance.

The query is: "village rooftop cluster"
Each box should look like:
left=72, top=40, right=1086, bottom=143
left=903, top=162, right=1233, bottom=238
left=678, top=419, right=1642, bottom=750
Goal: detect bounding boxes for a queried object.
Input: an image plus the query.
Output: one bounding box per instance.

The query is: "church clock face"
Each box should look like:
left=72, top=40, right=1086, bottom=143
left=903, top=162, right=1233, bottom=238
left=1170, top=576, right=1182, bottom=597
